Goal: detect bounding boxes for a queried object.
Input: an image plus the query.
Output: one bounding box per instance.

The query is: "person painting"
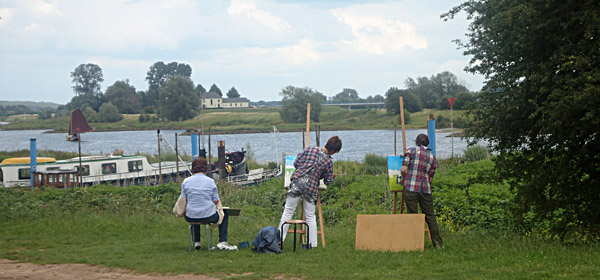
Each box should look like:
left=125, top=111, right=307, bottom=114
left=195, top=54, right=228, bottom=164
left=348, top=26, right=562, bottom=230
left=278, top=136, right=342, bottom=249
left=401, top=134, right=444, bottom=248
left=181, top=157, right=237, bottom=251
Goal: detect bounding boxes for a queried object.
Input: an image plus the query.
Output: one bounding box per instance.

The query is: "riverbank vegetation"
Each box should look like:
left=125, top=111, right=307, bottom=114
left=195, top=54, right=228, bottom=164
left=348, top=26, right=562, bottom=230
left=1, top=153, right=598, bottom=279
left=1, top=106, right=469, bottom=133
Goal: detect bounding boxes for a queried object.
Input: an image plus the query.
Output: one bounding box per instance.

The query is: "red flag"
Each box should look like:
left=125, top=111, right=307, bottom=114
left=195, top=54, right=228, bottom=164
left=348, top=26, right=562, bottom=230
left=447, top=97, right=456, bottom=110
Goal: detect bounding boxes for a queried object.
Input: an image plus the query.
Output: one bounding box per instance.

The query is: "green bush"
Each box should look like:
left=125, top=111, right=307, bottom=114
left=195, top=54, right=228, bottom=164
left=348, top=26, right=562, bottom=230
left=463, top=145, right=491, bottom=162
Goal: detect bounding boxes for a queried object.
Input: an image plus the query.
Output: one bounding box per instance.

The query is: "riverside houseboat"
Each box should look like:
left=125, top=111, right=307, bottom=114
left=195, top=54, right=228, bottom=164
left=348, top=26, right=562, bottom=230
left=0, top=155, right=190, bottom=188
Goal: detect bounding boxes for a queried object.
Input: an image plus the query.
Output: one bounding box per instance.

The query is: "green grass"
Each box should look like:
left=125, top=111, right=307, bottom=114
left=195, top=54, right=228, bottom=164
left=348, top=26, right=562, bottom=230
left=1, top=107, right=468, bottom=133
left=1, top=158, right=598, bottom=279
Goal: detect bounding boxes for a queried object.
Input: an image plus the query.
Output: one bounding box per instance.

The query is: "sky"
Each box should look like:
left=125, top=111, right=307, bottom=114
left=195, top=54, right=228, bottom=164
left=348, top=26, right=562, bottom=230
left=0, top=0, right=484, bottom=104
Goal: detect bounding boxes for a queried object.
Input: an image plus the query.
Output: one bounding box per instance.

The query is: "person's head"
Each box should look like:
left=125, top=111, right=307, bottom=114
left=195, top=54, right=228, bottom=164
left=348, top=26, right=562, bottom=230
left=325, top=136, right=342, bottom=155
left=192, top=157, right=208, bottom=173
left=415, top=134, right=429, bottom=147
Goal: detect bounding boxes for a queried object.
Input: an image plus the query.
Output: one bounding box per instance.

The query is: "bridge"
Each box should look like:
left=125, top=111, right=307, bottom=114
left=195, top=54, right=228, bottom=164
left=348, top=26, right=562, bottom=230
left=324, top=102, right=385, bottom=110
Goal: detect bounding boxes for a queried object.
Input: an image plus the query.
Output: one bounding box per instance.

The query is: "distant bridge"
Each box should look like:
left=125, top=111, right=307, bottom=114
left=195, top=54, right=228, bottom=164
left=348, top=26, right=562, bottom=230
left=324, top=102, right=385, bottom=110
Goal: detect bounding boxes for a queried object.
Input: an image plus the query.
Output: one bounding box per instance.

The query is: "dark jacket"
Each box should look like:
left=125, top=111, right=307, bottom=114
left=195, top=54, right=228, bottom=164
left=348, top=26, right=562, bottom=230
left=252, top=226, right=281, bottom=254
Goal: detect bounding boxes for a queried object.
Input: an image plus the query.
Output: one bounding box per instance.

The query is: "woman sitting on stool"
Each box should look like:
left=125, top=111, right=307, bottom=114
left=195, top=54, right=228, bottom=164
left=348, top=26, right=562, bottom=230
left=181, top=157, right=237, bottom=250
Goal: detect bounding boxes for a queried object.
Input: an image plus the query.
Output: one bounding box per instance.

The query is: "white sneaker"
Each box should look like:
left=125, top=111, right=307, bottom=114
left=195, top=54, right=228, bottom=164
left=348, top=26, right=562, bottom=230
left=194, top=242, right=201, bottom=250
left=217, top=242, right=238, bottom=251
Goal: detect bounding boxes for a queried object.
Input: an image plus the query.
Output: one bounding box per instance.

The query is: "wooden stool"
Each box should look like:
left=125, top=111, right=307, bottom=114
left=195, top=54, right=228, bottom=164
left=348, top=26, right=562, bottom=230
left=280, top=220, right=309, bottom=252
left=188, top=222, right=213, bottom=252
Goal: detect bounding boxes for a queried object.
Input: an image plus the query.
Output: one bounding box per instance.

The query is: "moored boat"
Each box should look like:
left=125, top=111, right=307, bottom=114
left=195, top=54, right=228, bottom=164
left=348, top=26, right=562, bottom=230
left=0, top=154, right=191, bottom=187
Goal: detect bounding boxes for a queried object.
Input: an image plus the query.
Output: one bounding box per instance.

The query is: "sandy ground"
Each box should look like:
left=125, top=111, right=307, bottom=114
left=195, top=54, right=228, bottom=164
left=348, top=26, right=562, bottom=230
left=0, top=259, right=219, bottom=280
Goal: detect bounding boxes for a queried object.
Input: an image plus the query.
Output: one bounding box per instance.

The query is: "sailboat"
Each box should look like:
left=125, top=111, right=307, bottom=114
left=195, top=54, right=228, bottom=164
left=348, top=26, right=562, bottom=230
left=66, top=109, right=93, bottom=141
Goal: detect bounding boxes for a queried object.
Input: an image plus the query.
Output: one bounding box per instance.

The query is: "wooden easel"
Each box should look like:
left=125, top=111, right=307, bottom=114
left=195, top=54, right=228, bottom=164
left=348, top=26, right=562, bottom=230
left=392, top=96, right=432, bottom=242
left=290, top=103, right=327, bottom=247
left=393, top=96, right=407, bottom=214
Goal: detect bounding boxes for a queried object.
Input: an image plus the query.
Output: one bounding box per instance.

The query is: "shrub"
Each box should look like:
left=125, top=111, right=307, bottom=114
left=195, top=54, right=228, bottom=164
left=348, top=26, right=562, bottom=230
left=463, top=145, right=490, bottom=162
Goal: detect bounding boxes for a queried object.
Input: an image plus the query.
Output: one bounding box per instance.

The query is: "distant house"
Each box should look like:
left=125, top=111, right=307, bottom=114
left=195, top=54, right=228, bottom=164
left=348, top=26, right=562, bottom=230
left=201, top=92, right=250, bottom=109
left=222, top=97, right=250, bottom=108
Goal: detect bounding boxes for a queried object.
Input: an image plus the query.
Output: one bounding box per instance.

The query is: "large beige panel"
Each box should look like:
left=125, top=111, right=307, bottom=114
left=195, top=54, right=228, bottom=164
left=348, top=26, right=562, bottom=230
left=355, top=214, right=425, bottom=252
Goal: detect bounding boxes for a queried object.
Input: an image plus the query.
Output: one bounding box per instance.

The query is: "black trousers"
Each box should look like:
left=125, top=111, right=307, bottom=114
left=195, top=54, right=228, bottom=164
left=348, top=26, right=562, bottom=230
left=404, top=190, right=443, bottom=247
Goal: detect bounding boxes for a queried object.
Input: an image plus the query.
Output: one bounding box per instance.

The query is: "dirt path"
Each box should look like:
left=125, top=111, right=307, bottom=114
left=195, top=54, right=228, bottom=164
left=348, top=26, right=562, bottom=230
left=0, top=259, right=218, bottom=280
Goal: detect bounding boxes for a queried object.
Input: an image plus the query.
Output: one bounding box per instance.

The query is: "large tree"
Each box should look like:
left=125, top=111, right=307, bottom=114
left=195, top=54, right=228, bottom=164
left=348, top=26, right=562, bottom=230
left=405, top=71, right=469, bottom=109
left=227, top=86, right=240, bottom=98
left=70, top=63, right=104, bottom=111
left=158, top=76, right=199, bottom=121
left=384, top=87, right=422, bottom=113
left=145, top=62, right=192, bottom=110
left=209, top=84, right=222, bottom=96
left=443, top=0, right=600, bottom=239
left=105, top=80, right=141, bottom=114
left=279, top=86, right=325, bottom=123
left=332, top=88, right=361, bottom=103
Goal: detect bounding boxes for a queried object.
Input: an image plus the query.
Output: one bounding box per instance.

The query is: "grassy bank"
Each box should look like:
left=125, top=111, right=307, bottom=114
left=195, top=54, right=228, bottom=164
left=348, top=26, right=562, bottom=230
left=1, top=107, right=468, bottom=133
left=1, top=157, right=598, bottom=279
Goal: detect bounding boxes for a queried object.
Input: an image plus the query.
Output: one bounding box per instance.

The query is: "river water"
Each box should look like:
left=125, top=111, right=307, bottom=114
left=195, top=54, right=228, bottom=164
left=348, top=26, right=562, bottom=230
left=0, top=129, right=469, bottom=163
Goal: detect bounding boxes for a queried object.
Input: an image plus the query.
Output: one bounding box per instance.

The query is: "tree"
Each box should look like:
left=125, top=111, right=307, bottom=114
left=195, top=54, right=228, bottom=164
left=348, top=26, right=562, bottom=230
left=146, top=61, right=192, bottom=91
left=158, top=76, right=199, bottom=121
left=443, top=0, right=600, bottom=239
left=69, top=93, right=104, bottom=112
left=70, top=63, right=104, bottom=111
left=279, top=86, right=325, bottom=123
left=209, top=84, right=222, bottom=96
left=196, top=84, right=206, bottom=94
left=97, top=102, right=123, bottom=123
left=405, top=71, right=469, bottom=109
left=227, top=87, right=240, bottom=98
left=332, top=88, right=361, bottom=103
left=105, top=80, right=141, bottom=114
left=384, top=87, right=422, bottom=114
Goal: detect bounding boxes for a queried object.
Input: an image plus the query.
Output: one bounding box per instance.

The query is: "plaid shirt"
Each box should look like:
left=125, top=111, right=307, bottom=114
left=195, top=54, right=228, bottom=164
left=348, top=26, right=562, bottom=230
left=290, top=146, right=334, bottom=203
left=403, top=146, right=437, bottom=194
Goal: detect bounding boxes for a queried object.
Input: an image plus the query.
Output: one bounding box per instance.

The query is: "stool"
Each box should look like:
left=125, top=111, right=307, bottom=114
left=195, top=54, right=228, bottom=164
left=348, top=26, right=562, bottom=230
left=188, top=222, right=213, bottom=252
left=280, top=220, right=309, bottom=252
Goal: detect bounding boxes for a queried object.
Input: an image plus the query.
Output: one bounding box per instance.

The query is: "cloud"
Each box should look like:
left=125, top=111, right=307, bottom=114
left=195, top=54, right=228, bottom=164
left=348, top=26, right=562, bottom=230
left=228, top=0, right=292, bottom=32
left=331, top=4, right=428, bottom=55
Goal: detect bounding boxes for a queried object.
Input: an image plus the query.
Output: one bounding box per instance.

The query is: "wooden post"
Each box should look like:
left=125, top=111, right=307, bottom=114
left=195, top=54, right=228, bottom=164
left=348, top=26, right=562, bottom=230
left=393, top=97, right=408, bottom=214
left=77, top=128, right=83, bottom=187
left=218, top=140, right=226, bottom=180
left=157, top=130, right=162, bottom=185
left=208, top=129, right=212, bottom=175
left=306, top=103, right=311, bottom=147
left=175, top=133, right=179, bottom=183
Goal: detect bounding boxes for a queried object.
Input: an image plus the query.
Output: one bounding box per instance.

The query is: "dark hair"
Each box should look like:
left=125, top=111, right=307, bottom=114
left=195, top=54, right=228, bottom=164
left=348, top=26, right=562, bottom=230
left=416, top=134, right=429, bottom=147
left=192, top=157, right=208, bottom=173
left=325, top=136, right=342, bottom=154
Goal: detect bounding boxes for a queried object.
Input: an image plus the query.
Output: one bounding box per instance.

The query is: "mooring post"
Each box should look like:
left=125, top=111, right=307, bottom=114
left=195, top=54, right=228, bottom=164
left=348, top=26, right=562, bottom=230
left=175, top=133, right=179, bottom=183
left=157, top=130, right=162, bottom=185
left=191, top=133, right=198, bottom=160
left=208, top=129, right=212, bottom=175
left=30, top=138, right=37, bottom=189
left=427, top=114, right=437, bottom=157
left=218, top=141, right=226, bottom=180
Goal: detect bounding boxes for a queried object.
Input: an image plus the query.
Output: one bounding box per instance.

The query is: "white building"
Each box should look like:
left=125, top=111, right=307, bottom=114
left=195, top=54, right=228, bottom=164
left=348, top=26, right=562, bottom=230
left=201, top=92, right=250, bottom=109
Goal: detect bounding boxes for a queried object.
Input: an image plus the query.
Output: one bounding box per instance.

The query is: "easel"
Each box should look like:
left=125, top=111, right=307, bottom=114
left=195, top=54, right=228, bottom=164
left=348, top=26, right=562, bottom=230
left=392, top=96, right=407, bottom=215
left=291, top=103, right=327, bottom=247
left=392, top=96, right=432, bottom=242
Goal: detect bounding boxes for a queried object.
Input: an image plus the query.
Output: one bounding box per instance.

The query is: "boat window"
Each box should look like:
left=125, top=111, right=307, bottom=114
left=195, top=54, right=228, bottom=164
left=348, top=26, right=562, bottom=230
left=102, top=163, right=117, bottom=174
left=76, top=165, right=90, bottom=176
left=46, top=167, right=60, bottom=171
left=128, top=160, right=143, bottom=172
left=18, top=168, right=30, bottom=180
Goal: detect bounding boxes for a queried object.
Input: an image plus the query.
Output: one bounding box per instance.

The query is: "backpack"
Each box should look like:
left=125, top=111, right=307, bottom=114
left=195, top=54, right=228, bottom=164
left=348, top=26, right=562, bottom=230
left=251, top=226, right=281, bottom=254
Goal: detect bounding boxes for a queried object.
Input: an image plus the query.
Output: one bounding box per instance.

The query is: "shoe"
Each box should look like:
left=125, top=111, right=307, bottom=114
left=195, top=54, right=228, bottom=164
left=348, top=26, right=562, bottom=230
left=432, top=240, right=444, bottom=249
left=217, top=242, right=238, bottom=251
left=302, top=244, right=313, bottom=250
left=194, top=242, right=201, bottom=250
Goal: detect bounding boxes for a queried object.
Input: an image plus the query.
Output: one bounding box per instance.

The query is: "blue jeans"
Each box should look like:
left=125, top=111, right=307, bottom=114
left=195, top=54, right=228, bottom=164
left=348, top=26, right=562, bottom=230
left=185, top=211, right=229, bottom=243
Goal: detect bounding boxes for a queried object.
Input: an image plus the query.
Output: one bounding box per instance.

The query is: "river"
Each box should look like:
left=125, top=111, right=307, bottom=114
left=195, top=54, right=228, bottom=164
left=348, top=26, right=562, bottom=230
left=0, top=129, right=470, bottom=163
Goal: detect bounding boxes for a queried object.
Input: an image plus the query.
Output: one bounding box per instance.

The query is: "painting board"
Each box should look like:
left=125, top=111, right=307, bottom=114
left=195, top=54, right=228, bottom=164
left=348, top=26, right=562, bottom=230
left=387, top=156, right=404, bottom=191
left=284, top=155, right=326, bottom=189
left=355, top=214, right=425, bottom=252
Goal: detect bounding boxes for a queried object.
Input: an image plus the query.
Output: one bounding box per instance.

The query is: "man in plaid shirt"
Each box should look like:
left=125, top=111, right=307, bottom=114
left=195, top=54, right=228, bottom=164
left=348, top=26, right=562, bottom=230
left=278, top=136, right=342, bottom=249
left=401, top=134, right=443, bottom=248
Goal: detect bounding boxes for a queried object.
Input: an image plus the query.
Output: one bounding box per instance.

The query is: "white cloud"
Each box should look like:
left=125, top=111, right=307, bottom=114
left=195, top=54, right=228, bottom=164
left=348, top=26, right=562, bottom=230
left=331, top=4, right=428, bottom=55
left=228, top=0, right=291, bottom=32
